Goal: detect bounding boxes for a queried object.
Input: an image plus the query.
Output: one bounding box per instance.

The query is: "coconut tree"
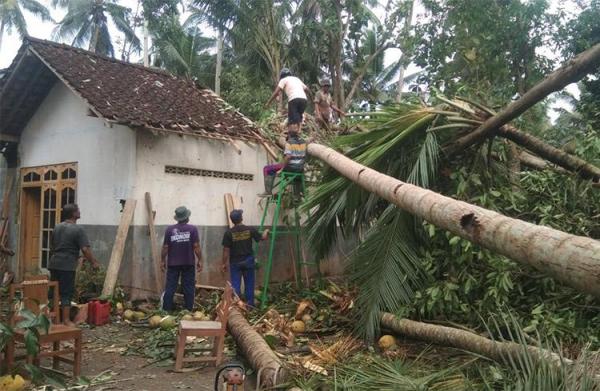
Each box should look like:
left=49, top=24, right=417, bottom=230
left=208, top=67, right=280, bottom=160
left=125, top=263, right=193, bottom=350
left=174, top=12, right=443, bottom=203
left=151, top=16, right=215, bottom=82
left=0, top=0, right=52, bottom=50
left=53, top=0, right=139, bottom=57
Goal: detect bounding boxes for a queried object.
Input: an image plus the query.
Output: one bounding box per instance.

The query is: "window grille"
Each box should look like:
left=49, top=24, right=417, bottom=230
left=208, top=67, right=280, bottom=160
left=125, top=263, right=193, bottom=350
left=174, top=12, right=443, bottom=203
left=164, top=165, right=254, bottom=181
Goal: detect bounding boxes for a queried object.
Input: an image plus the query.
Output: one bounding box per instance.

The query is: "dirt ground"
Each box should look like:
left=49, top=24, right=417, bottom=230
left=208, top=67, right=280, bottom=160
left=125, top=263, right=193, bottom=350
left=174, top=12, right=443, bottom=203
left=75, top=322, right=251, bottom=391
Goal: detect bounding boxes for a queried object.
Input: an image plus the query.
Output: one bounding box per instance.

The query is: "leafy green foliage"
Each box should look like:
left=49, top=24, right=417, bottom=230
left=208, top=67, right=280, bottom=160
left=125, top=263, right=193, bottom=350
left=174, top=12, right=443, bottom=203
left=410, top=154, right=600, bottom=347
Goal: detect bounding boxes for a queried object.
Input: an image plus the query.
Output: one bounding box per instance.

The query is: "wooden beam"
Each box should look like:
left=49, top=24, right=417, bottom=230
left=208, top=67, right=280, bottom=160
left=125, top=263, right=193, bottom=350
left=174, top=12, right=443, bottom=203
left=145, top=192, right=163, bottom=294
left=2, top=65, right=47, bottom=128
left=0, top=134, right=19, bottom=143
left=29, top=47, right=107, bottom=121
left=102, top=199, right=136, bottom=297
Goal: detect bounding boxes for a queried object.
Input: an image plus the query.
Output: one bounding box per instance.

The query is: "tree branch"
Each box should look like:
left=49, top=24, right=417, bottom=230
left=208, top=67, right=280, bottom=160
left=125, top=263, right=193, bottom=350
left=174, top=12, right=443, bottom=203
left=444, top=42, right=600, bottom=157
left=344, top=43, right=392, bottom=110
left=499, top=124, right=600, bottom=181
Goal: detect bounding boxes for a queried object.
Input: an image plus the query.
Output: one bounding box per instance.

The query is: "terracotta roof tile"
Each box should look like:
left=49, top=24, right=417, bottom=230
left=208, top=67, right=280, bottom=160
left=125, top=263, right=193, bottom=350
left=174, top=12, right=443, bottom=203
left=19, top=38, right=261, bottom=141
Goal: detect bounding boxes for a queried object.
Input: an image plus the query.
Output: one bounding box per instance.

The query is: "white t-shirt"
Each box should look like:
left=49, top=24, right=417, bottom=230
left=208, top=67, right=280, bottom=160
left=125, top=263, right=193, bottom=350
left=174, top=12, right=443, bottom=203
left=278, top=76, right=308, bottom=101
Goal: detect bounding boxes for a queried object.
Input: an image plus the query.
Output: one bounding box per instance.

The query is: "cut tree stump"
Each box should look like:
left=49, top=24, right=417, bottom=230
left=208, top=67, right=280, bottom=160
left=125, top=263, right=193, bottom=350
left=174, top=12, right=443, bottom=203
left=102, top=199, right=136, bottom=297
left=227, top=308, right=287, bottom=387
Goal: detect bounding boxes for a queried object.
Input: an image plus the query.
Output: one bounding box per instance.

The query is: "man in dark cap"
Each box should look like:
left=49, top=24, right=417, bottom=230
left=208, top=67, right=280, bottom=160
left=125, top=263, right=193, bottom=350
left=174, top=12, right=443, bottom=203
left=221, top=209, right=268, bottom=307
left=161, top=206, right=202, bottom=311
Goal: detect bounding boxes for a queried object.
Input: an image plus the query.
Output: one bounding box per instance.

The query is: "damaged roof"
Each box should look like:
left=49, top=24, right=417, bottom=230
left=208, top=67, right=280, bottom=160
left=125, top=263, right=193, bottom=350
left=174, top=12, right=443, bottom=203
left=0, top=37, right=263, bottom=142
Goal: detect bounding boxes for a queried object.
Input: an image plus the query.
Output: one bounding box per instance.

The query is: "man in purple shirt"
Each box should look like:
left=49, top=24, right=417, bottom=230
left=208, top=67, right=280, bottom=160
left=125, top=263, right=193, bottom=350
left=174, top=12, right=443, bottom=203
left=161, top=206, right=202, bottom=311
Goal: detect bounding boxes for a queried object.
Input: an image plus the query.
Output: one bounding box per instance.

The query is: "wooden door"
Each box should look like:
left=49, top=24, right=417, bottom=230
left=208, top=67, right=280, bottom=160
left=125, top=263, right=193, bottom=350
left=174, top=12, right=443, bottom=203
left=21, top=187, right=42, bottom=275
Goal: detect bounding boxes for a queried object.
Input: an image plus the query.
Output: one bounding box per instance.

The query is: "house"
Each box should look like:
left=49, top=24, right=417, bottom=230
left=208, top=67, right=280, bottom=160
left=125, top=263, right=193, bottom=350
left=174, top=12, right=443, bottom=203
left=0, top=38, right=342, bottom=298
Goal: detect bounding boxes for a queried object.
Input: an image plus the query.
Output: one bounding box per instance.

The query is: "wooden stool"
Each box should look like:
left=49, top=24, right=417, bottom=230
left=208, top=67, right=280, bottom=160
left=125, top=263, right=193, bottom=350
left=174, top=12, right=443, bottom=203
left=174, top=282, right=233, bottom=371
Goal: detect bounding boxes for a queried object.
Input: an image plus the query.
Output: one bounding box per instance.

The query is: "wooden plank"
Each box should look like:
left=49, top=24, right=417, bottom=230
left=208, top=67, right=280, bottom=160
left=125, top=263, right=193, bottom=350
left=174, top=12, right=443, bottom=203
left=0, top=134, right=19, bottom=143
left=224, top=194, right=235, bottom=228
left=145, top=192, right=163, bottom=294
left=102, top=199, right=136, bottom=296
left=224, top=194, right=242, bottom=228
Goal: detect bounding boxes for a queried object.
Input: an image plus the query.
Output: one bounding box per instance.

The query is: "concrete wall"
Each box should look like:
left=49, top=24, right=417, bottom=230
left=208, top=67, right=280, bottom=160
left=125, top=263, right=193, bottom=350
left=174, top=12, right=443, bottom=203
left=132, top=131, right=269, bottom=226
left=9, top=81, right=347, bottom=296
left=19, top=83, right=137, bottom=225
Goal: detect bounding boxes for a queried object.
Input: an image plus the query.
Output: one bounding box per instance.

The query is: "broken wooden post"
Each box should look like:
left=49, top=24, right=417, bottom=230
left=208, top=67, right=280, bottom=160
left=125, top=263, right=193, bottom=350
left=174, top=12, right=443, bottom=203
left=102, top=199, right=136, bottom=297
left=145, top=192, right=163, bottom=294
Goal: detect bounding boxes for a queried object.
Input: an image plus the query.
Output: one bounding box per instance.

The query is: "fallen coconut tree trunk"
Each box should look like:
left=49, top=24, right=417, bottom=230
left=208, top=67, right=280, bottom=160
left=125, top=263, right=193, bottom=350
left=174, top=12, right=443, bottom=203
left=307, top=142, right=600, bottom=297
left=380, top=313, right=567, bottom=367
left=227, top=308, right=287, bottom=387
left=444, top=42, right=600, bottom=156
left=499, top=125, right=600, bottom=181
left=518, top=151, right=568, bottom=174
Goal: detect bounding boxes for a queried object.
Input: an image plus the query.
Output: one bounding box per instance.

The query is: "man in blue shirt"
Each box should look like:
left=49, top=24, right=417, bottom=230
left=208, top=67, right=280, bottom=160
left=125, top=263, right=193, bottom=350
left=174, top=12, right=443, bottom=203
left=161, top=206, right=202, bottom=311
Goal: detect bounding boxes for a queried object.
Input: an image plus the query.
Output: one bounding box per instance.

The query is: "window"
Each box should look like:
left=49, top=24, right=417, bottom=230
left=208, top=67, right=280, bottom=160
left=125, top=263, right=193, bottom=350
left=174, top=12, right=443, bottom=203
left=164, top=165, right=254, bottom=181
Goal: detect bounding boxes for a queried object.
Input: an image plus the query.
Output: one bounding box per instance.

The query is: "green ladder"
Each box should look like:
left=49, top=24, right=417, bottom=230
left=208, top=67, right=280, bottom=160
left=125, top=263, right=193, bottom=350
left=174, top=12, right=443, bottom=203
left=256, top=171, right=307, bottom=307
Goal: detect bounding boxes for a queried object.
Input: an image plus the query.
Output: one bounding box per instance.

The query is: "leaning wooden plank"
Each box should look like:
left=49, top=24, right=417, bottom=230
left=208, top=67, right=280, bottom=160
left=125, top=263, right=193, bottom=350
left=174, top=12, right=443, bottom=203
left=381, top=313, right=567, bottom=368
left=227, top=308, right=287, bottom=387
left=145, top=193, right=162, bottom=294
left=102, top=199, right=136, bottom=297
left=224, top=194, right=234, bottom=228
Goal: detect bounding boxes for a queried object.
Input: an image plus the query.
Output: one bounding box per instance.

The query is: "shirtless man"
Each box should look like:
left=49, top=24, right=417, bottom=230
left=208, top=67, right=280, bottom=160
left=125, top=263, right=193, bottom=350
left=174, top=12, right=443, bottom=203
left=314, top=78, right=345, bottom=129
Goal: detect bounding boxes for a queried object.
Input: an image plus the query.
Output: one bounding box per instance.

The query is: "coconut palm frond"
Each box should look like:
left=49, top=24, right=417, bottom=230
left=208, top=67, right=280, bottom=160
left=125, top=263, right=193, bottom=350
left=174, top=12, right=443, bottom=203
left=17, top=0, right=53, bottom=22
left=105, top=2, right=140, bottom=52
left=332, top=354, right=468, bottom=390
left=407, top=130, right=440, bottom=188
left=349, top=206, right=424, bottom=340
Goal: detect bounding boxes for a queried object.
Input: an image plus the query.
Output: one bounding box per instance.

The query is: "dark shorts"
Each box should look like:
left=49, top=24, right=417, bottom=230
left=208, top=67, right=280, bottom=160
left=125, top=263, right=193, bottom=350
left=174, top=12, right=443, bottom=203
left=50, top=269, right=76, bottom=307
left=288, top=98, right=307, bottom=125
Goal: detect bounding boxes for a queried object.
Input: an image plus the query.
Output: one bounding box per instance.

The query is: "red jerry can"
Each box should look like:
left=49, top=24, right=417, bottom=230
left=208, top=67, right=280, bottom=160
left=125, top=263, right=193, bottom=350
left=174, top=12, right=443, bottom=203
left=87, top=300, right=111, bottom=326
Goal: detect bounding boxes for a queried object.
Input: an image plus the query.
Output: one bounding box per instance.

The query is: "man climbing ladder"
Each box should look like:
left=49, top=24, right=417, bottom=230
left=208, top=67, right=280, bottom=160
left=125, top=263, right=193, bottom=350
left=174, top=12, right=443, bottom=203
left=261, top=127, right=307, bottom=198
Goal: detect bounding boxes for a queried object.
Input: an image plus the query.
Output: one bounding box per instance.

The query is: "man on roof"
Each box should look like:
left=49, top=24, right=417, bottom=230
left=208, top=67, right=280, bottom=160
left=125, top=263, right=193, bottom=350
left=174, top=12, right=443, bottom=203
left=265, top=68, right=311, bottom=133
left=314, top=77, right=346, bottom=129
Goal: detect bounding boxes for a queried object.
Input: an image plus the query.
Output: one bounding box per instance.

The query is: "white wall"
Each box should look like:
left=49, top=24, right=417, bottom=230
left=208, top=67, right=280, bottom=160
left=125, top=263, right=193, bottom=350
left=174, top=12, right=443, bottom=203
left=133, top=131, right=270, bottom=226
left=19, top=82, right=136, bottom=225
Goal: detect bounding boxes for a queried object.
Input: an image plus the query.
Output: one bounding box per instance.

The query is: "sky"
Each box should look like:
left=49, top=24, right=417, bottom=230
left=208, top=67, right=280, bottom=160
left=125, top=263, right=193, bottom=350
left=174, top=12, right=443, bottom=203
left=0, top=0, right=583, bottom=115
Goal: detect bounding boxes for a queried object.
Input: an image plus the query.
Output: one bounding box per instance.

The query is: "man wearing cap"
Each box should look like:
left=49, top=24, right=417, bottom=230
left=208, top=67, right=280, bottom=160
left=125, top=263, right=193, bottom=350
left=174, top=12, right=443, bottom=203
left=221, top=209, right=268, bottom=307
left=161, top=206, right=202, bottom=311
left=265, top=68, right=312, bottom=134
left=314, top=78, right=345, bottom=129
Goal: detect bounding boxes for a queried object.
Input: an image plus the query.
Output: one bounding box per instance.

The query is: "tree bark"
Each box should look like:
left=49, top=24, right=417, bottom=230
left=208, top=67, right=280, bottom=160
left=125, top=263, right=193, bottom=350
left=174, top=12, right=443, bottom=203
left=518, top=151, right=568, bottom=174
left=499, top=125, right=600, bottom=181
left=227, top=308, right=287, bottom=387
left=215, top=29, right=224, bottom=95
left=307, top=142, right=600, bottom=297
left=380, top=313, right=566, bottom=367
left=507, top=141, right=521, bottom=191
left=444, top=43, right=600, bottom=157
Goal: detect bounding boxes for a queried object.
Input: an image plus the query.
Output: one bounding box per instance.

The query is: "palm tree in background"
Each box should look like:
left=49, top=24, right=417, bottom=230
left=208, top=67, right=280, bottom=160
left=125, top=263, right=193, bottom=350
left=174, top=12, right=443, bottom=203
left=53, top=0, right=139, bottom=57
left=0, top=0, right=52, bottom=50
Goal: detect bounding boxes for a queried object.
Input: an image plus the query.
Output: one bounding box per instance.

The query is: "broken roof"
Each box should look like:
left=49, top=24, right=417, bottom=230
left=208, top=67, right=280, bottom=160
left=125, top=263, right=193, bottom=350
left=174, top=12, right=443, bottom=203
left=0, top=37, right=263, bottom=142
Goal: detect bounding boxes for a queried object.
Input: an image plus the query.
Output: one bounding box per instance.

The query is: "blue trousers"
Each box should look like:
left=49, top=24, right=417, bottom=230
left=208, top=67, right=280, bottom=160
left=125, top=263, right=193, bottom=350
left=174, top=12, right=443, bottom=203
left=230, top=256, right=255, bottom=307
left=163, top=265, right=195, bottom=311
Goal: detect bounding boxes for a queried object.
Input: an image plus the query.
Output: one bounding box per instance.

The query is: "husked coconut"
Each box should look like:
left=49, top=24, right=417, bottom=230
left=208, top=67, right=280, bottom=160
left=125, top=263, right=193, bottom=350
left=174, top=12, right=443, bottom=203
left=149, top=315, right=162, bottom=328
left=290, top=320, right=305, bottom=333
left=123, top=309, right=134, bottom=321
left=378, top=335, right=396, bottom=350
